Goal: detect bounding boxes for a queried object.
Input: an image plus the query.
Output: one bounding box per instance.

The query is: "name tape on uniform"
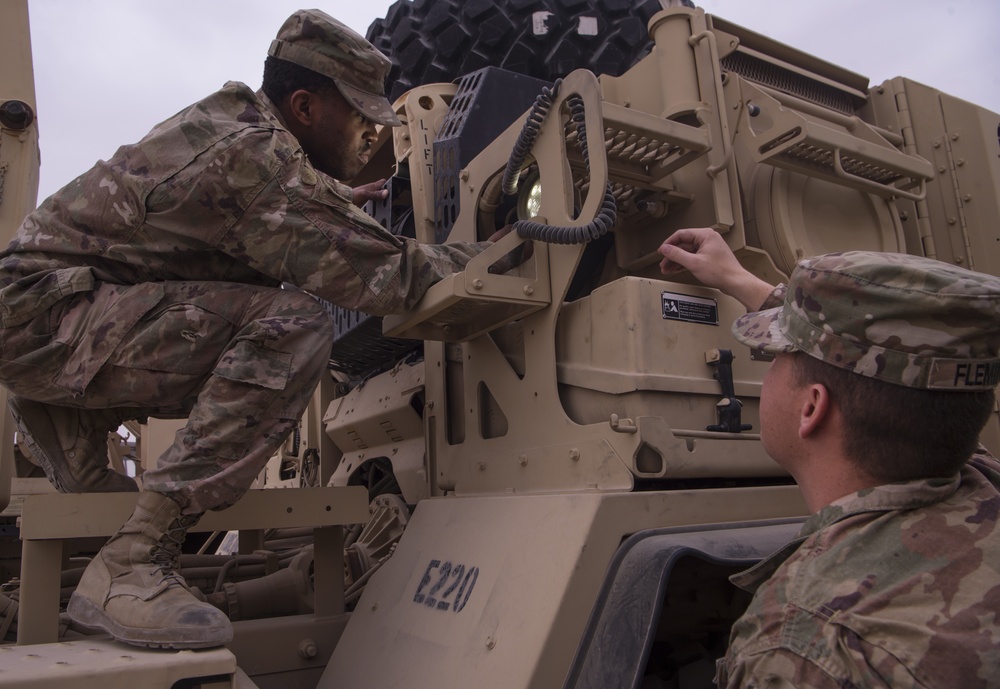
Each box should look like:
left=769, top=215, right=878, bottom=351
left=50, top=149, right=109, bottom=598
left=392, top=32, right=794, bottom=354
left=927, top=359, right=1000, bottom=390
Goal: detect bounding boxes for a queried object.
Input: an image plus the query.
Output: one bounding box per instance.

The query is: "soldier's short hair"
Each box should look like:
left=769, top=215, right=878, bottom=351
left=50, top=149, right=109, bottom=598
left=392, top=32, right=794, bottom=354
left=792, top=352, right=995, bottom=481
left=261, top=56, right=337, bottom=106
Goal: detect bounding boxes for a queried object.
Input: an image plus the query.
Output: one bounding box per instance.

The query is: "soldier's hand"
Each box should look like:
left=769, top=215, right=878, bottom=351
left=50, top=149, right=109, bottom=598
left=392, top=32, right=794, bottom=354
left=658, top=227, right=773, bottom=310
left=352, top=179, right=389, bottom=206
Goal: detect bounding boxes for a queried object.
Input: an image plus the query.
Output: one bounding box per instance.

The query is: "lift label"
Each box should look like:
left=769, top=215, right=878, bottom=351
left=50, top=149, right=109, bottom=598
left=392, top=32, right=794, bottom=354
left=413, top=559, right=480, bottom=613
left=661, top=291, right=719, bottom=325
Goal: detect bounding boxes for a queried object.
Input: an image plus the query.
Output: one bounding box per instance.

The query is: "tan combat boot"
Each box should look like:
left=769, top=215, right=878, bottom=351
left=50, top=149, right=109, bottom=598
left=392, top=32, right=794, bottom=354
left=7, top=396, right=138, bottom=493
left=67, top=490, right=233, bottom=648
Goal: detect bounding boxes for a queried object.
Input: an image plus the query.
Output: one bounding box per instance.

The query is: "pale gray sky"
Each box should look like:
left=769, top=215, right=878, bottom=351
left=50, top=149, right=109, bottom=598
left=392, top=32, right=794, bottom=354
left=24, top=0, right=1000, bottom=202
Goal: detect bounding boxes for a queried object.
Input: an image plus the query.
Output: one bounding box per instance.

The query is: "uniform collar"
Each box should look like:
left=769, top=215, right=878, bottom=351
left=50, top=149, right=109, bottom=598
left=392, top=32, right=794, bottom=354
left=730, top=471, right=962, bottom=593
left=255, top=88, right=291, bottom=131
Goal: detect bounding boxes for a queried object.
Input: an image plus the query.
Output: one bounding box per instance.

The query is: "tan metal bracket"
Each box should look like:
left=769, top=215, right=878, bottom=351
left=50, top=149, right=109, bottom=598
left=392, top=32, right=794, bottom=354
left=16, top=487, right=367, bottom=646
left=736, top=79, right=933, bottom=201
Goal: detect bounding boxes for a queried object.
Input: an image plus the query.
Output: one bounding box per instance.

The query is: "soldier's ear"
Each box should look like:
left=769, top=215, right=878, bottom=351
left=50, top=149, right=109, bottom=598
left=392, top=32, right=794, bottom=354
left=286, top=89, right=318, bottom=127
left=798, top=383, right=831, bottom=440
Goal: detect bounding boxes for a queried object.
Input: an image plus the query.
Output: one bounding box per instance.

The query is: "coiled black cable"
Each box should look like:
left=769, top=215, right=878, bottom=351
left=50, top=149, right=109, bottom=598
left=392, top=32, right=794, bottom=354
left=502, top=78, right=562, bottom=196
left=502, top=82, right=617, bottom=244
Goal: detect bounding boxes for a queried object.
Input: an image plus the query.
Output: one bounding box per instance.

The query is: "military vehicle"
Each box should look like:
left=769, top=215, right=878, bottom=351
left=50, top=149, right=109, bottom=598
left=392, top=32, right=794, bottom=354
left=1, top=1, right=998, bottom=687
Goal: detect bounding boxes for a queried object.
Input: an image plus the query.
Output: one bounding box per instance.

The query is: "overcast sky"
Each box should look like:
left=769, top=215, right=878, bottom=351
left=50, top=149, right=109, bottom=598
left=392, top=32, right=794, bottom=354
left=23, top=0, right=1000, bottom=202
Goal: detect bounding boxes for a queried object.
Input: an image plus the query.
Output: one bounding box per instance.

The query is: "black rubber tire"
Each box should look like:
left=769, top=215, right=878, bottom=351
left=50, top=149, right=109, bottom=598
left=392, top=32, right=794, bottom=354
left=367, top=0, right=670, bottom=102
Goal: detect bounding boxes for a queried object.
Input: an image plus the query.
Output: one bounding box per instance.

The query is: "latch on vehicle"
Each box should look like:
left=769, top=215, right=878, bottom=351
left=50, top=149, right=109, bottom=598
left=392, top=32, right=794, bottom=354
left=705, top=349, right=752, bottom=433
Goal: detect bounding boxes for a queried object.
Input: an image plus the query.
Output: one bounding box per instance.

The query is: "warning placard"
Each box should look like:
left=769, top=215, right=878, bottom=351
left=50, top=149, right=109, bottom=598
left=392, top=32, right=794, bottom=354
left=661, top=291, right=719, bottom=325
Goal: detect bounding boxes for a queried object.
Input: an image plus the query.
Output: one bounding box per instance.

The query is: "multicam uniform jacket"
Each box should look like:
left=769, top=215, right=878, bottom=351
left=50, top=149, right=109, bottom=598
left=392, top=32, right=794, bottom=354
left=0, top=80, right=483, bottom=330
left=0, top=81, right=486, bottom=512
left=717, top=446, right=1000, bottom=688
left=718, top=286, right=1000, bottom=688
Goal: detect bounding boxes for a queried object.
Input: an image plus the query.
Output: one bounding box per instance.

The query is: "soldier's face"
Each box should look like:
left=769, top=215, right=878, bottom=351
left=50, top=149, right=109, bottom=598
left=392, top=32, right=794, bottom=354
left=300, top=88, right=378, bottom=181
left=759, top=353, right=805, bottom=471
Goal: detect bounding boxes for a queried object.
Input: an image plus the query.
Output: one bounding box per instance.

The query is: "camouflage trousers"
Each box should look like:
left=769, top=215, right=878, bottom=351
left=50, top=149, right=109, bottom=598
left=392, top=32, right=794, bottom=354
left=0, top=281, right=333, bottom=514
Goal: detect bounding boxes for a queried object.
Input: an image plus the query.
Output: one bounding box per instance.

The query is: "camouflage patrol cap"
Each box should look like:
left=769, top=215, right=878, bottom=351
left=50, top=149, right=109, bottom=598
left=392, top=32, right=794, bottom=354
left=733, top=252, right=1000, bottom=391
left=268, top=9, right=401, bottom=127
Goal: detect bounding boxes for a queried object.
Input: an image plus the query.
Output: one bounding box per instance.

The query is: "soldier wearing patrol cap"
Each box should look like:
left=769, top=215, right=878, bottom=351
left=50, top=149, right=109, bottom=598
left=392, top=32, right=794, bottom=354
left=267, top=9, right=402, bottom=128
left=0, top=10, right=499, bottom=648
left=659, top=228, right=1000, bottom=689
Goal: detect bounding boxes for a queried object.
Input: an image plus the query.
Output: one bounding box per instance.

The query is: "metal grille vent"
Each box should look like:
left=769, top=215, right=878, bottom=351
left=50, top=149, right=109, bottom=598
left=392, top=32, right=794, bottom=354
left=564, top=123, right=688, bottom=182
left=783, top=143, right=903, bottom=184
left=721, top=51, right=857, bottom=115
left=604, top=129, right=681, bottom=169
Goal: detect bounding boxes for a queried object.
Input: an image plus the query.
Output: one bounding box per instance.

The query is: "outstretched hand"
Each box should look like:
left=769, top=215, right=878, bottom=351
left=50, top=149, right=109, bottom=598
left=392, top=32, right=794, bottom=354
left=658, top=228, right=774, bottom=310
left=352, top=179, right=389, bottom=206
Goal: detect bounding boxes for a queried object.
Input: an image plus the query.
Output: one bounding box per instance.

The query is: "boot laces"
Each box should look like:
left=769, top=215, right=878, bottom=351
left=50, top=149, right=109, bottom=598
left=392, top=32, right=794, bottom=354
left=149, top=514, right=199, bottom=585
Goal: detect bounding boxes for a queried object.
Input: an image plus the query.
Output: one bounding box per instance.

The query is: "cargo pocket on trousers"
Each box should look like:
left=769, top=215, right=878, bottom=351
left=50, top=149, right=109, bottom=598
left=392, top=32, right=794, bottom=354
left=212, top=339, right=294, bottom=419
left=54, top=282, right=165, bottom=398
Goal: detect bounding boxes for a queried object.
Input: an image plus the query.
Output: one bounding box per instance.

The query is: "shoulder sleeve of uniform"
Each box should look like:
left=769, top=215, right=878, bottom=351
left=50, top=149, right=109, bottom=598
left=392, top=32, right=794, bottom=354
left=220, top=147, right=487, bottom=315
left=968, top=443, right=1000, bottom=481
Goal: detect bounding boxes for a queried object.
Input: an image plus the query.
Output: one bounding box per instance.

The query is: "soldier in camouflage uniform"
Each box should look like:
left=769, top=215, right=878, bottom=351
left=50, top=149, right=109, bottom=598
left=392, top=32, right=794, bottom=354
left=0, top=10, right=496, bottom=648
left=659, top=228, right=1000, bottom=688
